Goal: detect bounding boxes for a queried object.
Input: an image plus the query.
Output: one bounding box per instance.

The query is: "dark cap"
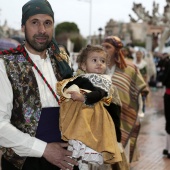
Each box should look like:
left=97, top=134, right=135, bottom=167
left=22, top=0, right=54, bottom=25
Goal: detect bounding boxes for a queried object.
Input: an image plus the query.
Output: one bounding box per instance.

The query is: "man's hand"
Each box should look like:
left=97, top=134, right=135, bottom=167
left=43, top=142, right=78, bottom=170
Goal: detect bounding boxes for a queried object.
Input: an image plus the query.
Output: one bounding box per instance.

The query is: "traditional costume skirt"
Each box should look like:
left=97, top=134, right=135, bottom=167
left=59, top=99, right=122, bottom=164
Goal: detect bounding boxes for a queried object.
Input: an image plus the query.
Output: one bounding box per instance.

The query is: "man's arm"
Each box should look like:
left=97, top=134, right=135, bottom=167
left=0, top=59, right=46, bottom=157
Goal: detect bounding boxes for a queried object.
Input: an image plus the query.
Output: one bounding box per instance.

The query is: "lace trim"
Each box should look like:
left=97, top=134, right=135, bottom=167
left=81, top=73, right=112, bottom=92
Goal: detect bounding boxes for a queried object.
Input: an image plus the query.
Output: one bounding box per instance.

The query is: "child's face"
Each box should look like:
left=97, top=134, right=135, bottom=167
left=81, top=51, right=107, bottom=74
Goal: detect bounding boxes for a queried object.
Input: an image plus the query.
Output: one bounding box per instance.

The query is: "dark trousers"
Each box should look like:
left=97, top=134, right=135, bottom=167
left=164, top=93, right=170, bottom=134
left=142, top=95, right=146, bottom=113
left=2, top=156, right=79, bottom=170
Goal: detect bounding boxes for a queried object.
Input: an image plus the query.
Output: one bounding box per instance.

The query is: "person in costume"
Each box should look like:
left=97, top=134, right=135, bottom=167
left=162, top=57, right=170, bottom=158
left=133, top=50, right=149, bottom=117
left=57, top=45, right=123, bottom=170
left=133, top=50, right=148, bottom=84
left=102, top=36, right=148, bottom=165
left=0, top=0, right=78, bottom=170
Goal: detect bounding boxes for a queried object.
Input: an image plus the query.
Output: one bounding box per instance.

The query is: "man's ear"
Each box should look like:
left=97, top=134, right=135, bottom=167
left=21, top=25, right=25, bottom=33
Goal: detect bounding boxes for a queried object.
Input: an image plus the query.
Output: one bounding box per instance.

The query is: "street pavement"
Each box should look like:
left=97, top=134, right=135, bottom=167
left=130, top=87, right=170, bottom=170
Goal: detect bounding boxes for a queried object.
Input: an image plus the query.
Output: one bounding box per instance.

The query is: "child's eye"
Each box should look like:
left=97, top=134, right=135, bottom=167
left=92, top=59, right=97, bottom=62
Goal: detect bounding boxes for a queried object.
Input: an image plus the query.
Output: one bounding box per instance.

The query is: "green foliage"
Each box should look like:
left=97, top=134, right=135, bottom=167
left=55, top=22, right=86, bottom=52
left=133, top=41, right=145, bottom=48
left=70, top=35, right=86, bottom=52
left=55, top=22, right=79, bottom=36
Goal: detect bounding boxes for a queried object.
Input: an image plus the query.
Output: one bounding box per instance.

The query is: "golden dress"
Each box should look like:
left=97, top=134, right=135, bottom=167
left=57, top=73, right=122, bottom=164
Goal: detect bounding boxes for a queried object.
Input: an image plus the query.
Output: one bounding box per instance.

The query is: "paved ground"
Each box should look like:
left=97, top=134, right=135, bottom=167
left=130, top=87, right=170, bottom=170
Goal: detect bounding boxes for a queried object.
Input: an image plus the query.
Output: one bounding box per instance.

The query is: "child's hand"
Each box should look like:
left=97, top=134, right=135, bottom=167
left=67, top=91, right=84, bottom=102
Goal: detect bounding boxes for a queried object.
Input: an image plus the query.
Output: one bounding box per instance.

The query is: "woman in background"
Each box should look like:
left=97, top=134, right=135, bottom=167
left=133, top=50, right=149, bottom=117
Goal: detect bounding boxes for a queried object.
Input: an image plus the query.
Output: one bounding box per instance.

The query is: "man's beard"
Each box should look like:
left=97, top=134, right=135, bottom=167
left=25, top=28, right=51, bottom=52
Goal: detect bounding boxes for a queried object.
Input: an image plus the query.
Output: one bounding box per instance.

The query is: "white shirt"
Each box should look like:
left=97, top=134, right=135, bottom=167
left=133, top=58, right=147, bottom=70
left=106, top=65, right=116, bottom=76
left=0, top=49, right=59, bottom=157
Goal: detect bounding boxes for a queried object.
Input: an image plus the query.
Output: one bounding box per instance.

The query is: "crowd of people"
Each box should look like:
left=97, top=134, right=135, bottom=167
left=0, top=0, right=170, bottom=170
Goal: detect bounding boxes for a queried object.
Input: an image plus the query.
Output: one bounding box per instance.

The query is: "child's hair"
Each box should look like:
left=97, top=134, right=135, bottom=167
left=76, top=45, right=109, bottom=69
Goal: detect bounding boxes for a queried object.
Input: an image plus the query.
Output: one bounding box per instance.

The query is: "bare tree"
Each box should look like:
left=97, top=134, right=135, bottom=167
left=130, top=0, right=170, bottom=52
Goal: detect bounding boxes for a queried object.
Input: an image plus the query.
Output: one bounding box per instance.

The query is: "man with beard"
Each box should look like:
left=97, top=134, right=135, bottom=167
left=0, top=0, right=78, bottom=170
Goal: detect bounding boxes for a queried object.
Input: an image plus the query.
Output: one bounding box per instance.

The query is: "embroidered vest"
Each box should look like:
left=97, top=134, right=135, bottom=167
left=0, top=49, right=72, bottom=169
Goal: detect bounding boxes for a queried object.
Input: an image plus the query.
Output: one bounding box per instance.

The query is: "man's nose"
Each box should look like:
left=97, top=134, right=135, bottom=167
left=38, top=23, right=46, bottom=34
